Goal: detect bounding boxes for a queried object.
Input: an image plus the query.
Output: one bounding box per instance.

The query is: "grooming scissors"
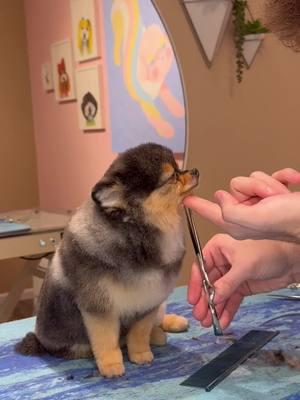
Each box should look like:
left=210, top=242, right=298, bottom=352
left=267, top=294, right=300, bottom=301
left=184, top=207, right=223, bottom=336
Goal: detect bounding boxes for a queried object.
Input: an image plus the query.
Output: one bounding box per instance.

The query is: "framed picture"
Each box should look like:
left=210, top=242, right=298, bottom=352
left=51, top=39, right=76, bottom=102
left=41, top=62, right=54, bottom=92
left=70, top=0, right=99, bottom=62
left=75, top=65, right=104, bottom=131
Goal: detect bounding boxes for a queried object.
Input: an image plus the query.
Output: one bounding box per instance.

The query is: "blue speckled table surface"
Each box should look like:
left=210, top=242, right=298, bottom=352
left=0, top=286, right=300, bottom=400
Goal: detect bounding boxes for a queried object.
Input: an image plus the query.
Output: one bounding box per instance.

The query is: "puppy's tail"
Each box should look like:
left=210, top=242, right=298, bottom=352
left=15, top=332, right=46, bottom=356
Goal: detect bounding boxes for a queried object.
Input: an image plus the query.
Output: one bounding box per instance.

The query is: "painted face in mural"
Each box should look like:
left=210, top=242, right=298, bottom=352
left=81, top=91, right=98, bottom=126
left=138, top=25, right=173, bottom=88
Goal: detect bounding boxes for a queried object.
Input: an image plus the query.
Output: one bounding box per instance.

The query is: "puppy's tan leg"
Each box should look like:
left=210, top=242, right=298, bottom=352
left=127, top=308, right=158, bottom=364
left=150, top=325, right=167, bottom=346
left=160, top=314, right=189, bottom=332
left=82, top=311, right=124, bottom=378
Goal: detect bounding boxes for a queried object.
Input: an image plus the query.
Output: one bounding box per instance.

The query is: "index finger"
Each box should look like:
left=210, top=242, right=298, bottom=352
left=230, top=176, right=281, bottom=202
left=272, top=168, right=300, bottom=185
left=250, top=171, right=290, bottom=194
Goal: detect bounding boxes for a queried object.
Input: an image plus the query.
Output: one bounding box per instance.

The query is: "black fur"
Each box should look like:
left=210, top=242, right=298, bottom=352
left=15, top=333, right=46, bottom=356
left=92, top=142, right=178, bottom=201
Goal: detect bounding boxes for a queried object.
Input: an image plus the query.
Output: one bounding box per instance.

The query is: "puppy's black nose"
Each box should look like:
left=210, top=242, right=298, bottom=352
left=190, top=168, right=199, bottom=177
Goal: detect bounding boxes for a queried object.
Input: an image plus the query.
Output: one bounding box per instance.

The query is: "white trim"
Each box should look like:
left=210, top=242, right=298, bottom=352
left=244, top=33, right=265, bottom=41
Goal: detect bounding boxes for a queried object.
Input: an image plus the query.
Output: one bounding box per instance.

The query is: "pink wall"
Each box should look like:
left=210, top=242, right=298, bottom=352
left=24, top=0, right=116, bottom=210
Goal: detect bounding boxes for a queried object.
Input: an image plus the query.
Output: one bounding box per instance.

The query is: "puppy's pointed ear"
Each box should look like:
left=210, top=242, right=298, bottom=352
left=91, top=180, right=124, bottom=210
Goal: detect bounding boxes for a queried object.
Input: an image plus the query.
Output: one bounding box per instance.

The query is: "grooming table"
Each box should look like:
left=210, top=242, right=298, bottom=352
left=0, top=287, right=300, bottom=400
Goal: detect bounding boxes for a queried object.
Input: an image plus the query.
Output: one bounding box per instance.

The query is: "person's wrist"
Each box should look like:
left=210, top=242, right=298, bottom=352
left=284, top=193, right=300, bottom=244
left=282, top=242, right=300, bottom=283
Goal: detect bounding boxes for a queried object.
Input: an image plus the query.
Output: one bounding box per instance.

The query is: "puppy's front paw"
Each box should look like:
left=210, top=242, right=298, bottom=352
left=100, top=362, right=125, bottom=378
left=129, top=351, right=153, bottom=365
left=161, top=314, right=189, bottom=333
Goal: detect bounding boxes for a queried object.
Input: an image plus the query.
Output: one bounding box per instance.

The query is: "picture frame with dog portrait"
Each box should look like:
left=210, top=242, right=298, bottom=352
left=70, top=0, right=99, bottom=62
left=75, top=65, right=104, bottom=131
left=51, top=39, right=76, bottom=102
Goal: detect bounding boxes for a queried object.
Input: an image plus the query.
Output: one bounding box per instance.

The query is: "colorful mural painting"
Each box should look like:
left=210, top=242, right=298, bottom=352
left=103, top=0, right=186, bottom=153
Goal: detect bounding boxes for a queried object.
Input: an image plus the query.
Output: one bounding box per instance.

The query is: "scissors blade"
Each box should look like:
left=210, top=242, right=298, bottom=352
left=184, top=207, right=223, bottom=336
left=268, top=294, right=300, bottom=301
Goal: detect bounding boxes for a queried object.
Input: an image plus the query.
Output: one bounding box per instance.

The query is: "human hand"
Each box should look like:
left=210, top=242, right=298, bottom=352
left=188, top=234, right=300, bottom=330
left=184, top=168, right=300, bottom=242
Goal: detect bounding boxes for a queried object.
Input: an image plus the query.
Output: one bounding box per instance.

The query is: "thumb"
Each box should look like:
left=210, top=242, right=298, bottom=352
left=213, top=267, right=246, bottom=304
left=215, top=190, right=240, bottom=224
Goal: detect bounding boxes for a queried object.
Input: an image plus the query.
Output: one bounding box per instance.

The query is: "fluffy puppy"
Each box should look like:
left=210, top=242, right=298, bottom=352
left=16, top=143, right=199, bottom=378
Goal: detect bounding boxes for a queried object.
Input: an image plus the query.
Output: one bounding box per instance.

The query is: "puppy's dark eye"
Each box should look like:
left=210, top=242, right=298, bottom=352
left=167, top=171, right=178, bottom=183
left=166, top=171, right=180, bottom=184
left=157, top=169, right=181, bottom=189
left=170, top=169, right=182, bottom=183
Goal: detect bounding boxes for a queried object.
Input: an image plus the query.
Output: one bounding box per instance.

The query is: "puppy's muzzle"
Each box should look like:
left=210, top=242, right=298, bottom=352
left=190, top=168, right=199, bottom=178
left=179, top=168, right=199, bottom=194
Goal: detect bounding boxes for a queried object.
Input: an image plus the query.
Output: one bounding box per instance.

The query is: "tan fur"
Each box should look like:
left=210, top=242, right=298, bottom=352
left=150, top=326, right=167, bottom=346
left=160, top=314, right=189, bottom=333
left=127, top=308, right=159, bottom=364
left=178, top=171, right=195, bottom=189
left=143, top=169, right=197, bottom=232
left=161, top=162, right=175, bottom=181
left=155, top=302, right=167, bottom=325
left=82, top=311, right=124, bottom=378
left=143, top=189, right=181, bottom=232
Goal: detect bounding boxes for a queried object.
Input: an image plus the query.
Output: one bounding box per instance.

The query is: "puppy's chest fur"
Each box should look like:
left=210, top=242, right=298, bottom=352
left=100, top=271, right=173, bottom=321
left=103, top=229, right=184, bottom=319
left=55, top=203, right=185, bottom=321
left=160, top=222, right=185, bottom=265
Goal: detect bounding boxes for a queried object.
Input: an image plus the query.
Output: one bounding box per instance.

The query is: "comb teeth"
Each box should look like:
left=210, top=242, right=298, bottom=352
left=181, top=330, right=279, bottom=392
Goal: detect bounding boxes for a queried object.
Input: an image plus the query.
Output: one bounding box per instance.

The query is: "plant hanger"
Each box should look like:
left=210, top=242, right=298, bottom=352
left=232, top=0, right=269, bottom=82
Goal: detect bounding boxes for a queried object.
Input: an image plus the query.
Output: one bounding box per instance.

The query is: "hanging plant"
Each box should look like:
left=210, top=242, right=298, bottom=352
left=232, top=0, right=269, bottom=82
